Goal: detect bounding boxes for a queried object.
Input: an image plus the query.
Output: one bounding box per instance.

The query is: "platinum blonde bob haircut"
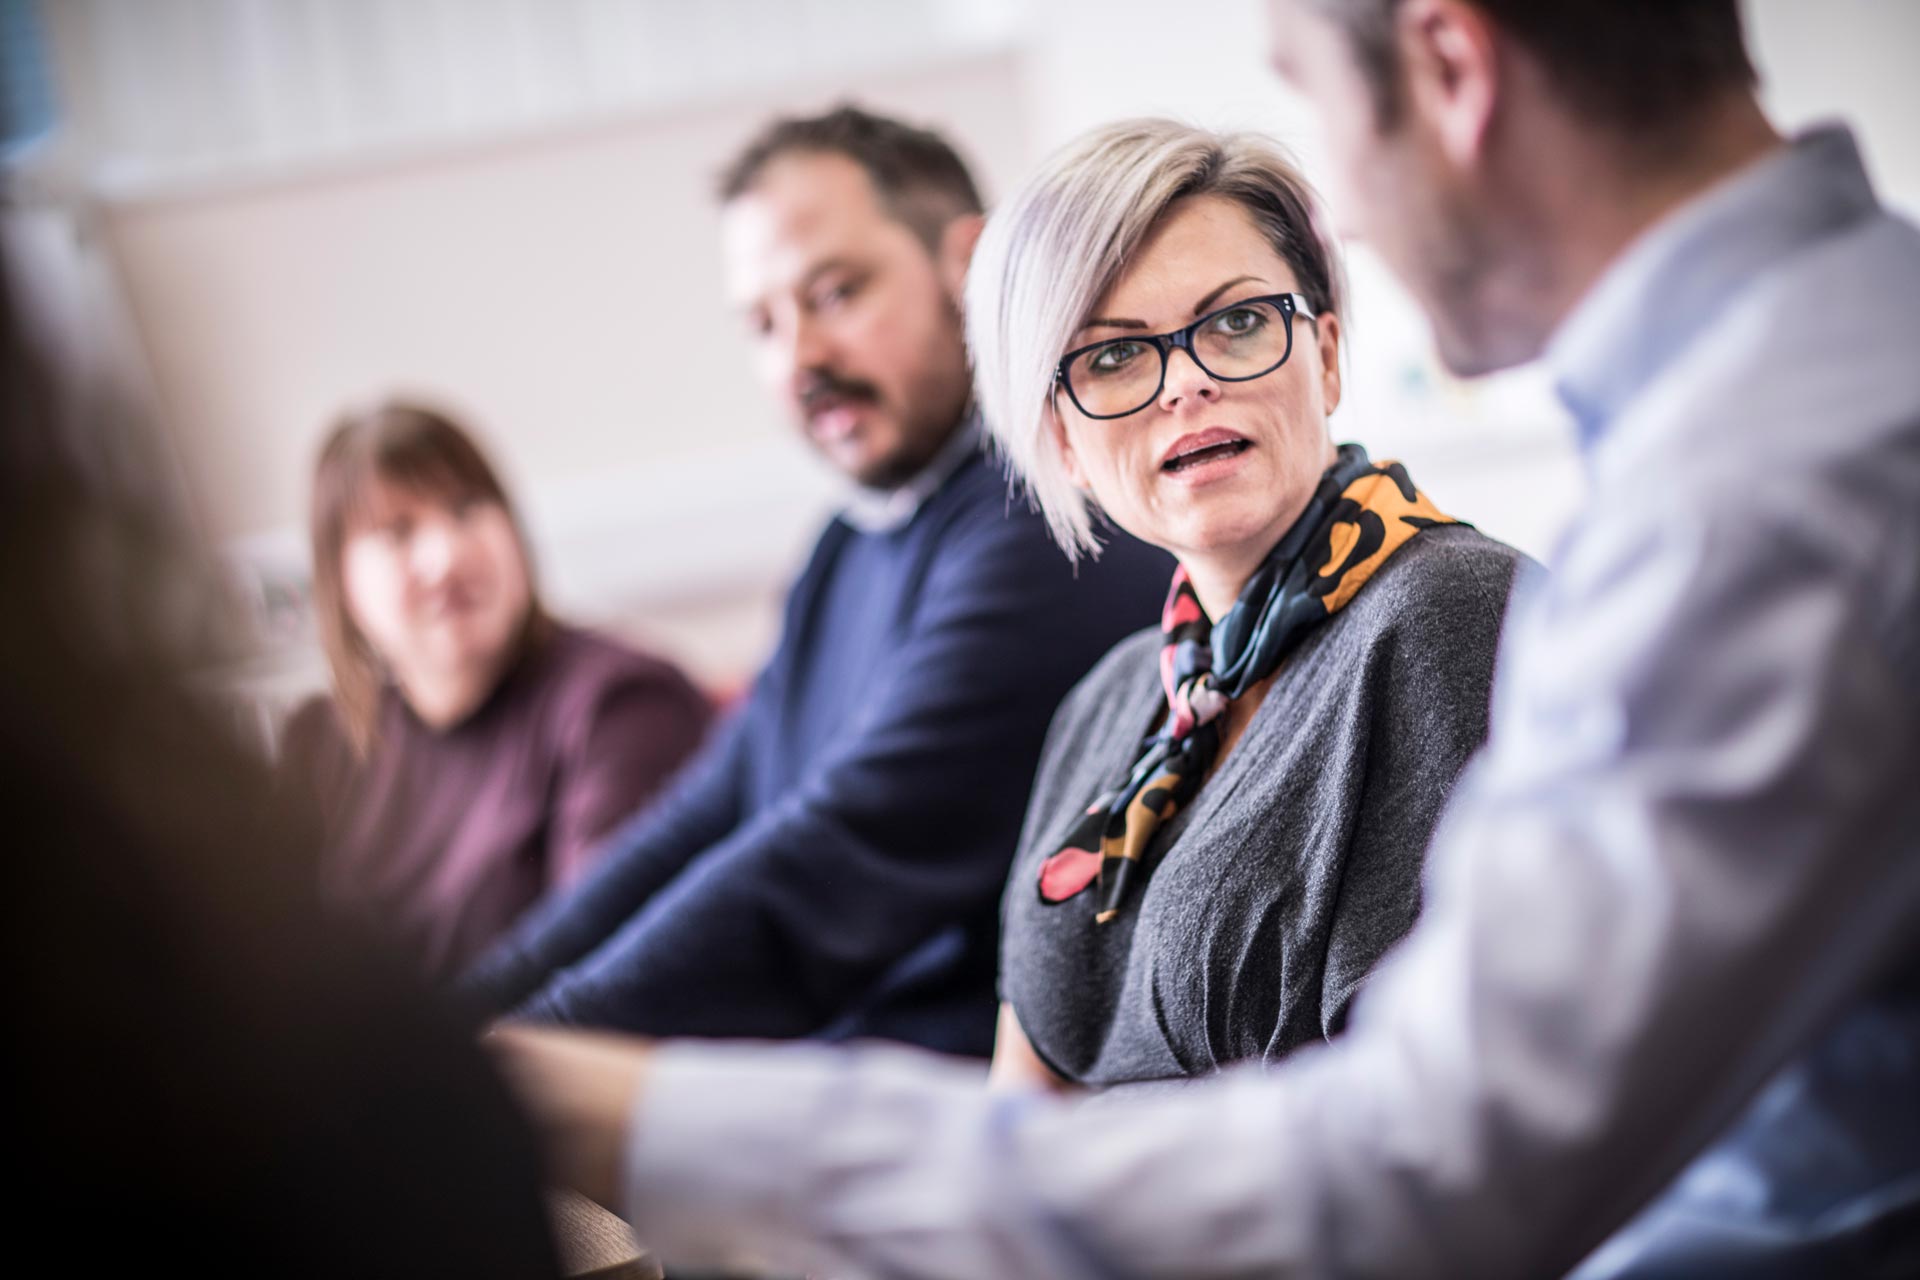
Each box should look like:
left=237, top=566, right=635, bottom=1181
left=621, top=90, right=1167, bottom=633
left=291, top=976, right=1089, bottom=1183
left=966, top=119, right=1347, bottom=560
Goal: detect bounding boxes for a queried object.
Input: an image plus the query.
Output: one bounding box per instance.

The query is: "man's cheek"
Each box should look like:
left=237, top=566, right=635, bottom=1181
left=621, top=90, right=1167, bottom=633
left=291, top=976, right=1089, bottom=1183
left=850, top=310, right=907, bottom=360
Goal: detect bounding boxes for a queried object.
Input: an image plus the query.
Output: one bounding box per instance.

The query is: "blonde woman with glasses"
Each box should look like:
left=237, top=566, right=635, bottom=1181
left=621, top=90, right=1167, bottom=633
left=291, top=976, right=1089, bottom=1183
left=973, top=120, right=1532, bottom=1090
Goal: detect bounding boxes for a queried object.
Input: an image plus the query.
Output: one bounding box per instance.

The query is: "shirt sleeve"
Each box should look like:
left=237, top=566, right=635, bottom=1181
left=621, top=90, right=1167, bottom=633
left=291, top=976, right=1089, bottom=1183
left=620, top=482, right=1920, bottom=1279
left=455, top=704, right=751, bottom=1016
left=515, top=514, right=1141, bottom=1038
left=546, top=662, right=714, bottom=891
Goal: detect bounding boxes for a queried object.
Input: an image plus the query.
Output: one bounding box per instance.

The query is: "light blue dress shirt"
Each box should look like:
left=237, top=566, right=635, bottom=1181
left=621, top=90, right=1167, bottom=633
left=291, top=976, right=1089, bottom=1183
left=622, top=127, right=1920, bottom=1280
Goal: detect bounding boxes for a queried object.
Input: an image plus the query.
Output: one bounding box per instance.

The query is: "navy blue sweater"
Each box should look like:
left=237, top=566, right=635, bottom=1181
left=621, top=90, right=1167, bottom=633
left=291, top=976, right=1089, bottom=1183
left=460, top=449, right=1172, bottom=1055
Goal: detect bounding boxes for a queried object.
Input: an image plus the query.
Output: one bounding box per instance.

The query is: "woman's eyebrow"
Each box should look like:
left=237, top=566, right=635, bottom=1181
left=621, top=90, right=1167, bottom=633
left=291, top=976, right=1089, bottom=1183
left=1079, top=275, right=1273, bottom=335
left=1191, top=275, right=1265, bottom=316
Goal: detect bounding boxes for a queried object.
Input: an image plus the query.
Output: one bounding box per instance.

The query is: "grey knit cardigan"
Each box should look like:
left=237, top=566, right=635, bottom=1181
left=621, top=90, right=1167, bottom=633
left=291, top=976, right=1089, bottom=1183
left=1000, top=524, right=1531, bottom=1086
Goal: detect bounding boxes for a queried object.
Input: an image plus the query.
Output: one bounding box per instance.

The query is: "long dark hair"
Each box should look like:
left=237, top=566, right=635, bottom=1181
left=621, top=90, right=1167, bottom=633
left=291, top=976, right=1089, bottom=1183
left=309, top=400, right=546, bottom=753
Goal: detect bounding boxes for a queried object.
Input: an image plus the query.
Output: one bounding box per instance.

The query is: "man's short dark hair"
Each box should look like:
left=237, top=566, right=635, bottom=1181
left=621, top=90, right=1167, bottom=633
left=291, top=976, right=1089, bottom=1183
left=1319, top=0, right=1756, bottom=136
left=719, top=104, right=984, bottom=251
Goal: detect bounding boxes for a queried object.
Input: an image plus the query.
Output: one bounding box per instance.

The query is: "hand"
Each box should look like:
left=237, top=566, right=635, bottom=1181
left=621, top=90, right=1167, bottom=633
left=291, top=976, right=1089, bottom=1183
left=987, top=1001, right=1075, bottom=1094
left=485, top=1022, right=654, bottom=1208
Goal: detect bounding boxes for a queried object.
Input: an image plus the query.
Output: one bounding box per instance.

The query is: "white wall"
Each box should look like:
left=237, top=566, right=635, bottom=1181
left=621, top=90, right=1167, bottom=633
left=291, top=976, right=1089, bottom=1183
left=99, top=49, right=1033, bottom=692
left=59, top=0, right=1920, bottom=704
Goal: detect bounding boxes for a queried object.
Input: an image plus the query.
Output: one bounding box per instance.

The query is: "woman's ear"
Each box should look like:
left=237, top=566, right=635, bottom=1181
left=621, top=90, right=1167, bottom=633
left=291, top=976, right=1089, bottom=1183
left=1047, top=399, right=1090, bottom=491
left=1314, top=312, right=1343, bottom=417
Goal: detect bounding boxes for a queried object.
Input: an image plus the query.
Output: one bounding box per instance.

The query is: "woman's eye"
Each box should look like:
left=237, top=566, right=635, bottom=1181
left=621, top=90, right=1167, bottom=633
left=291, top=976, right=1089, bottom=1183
left=1211, top=306, right=1266, bottom=336
left=1089, top=341, right=1145, bottom=374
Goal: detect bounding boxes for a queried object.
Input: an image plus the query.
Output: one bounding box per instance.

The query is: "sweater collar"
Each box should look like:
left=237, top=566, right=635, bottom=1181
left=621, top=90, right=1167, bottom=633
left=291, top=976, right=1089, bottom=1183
left=838, top=410, right=984, bottom=534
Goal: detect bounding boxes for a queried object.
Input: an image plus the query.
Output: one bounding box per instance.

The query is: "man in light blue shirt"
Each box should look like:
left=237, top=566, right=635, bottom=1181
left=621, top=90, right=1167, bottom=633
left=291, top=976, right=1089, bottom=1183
left=492, top=2, right=1920, bottom=1275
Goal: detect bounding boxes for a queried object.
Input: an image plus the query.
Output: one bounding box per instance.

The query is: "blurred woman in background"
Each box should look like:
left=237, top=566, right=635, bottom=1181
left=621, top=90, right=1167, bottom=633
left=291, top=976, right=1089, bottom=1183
left=282, top=400, right=711, bottom=979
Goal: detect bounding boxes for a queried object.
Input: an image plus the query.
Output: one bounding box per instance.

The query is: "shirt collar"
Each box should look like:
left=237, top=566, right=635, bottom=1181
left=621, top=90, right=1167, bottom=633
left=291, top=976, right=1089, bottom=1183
left=838, top=410, right=984, bottom=534
left=1545, top=125, right=1877, bottom=450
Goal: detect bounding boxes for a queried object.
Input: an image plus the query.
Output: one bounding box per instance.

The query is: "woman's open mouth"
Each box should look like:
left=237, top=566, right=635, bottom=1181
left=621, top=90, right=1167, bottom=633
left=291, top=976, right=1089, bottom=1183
left=1161, top=430, right=1253, bottom=474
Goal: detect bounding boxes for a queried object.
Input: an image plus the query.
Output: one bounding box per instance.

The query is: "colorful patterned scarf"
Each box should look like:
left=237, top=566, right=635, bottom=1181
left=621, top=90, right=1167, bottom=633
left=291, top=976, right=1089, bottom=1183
left=1037, top=443, right=1458, bottom=923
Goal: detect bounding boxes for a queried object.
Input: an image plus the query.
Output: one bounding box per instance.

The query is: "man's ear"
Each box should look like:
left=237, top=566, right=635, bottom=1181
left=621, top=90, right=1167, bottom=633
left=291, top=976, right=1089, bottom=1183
left=938, top=212, right=986, bottom=300
left=1396, top=0, right=1499, bottom=169
left=1314, top=311, right=1343, bottom=416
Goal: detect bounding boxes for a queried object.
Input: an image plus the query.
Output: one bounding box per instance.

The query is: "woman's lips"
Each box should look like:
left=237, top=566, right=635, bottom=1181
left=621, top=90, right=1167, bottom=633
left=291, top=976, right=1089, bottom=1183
left=1160, top=428, right=1253, bottom=476
left=422, top=586, right=482, bottom=621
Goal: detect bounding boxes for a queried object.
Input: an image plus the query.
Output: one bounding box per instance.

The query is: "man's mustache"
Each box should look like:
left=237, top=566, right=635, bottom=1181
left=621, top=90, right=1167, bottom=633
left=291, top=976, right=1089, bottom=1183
left=799, top=371, right=881, bottom=415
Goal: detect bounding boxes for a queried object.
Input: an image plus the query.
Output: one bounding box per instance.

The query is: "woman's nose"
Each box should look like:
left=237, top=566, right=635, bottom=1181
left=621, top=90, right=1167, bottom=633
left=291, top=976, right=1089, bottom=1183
left=1158, top=347, right=1221, bottom=412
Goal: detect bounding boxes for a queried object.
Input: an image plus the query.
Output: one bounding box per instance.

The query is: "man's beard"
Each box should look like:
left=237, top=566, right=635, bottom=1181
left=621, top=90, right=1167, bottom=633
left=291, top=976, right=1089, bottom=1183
left=800, top=317, right=973, bottom=488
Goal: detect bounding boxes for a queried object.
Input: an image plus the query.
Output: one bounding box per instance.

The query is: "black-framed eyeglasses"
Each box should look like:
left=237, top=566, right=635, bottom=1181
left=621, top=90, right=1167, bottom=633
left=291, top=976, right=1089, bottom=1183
left=1053, top=292, right=1316, bottom=420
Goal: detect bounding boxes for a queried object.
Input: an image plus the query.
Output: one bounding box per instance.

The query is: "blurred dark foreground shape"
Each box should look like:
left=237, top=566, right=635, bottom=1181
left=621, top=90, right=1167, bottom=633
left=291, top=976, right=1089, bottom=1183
left=0, top=241, right=579, bottom=1275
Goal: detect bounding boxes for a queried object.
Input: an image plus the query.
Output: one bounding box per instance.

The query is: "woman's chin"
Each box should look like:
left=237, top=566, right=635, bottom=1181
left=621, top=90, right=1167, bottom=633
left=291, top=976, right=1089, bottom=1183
left=1157, top=503, right=1290, bottom=564
left=416, top=630, right=510, bottom=681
